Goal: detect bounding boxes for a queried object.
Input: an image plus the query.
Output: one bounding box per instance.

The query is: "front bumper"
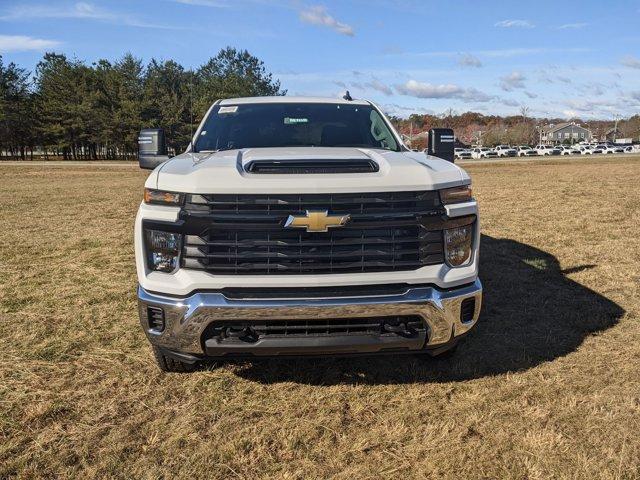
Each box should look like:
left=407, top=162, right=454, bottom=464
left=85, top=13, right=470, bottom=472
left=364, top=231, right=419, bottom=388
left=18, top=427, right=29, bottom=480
left=138, top=279, right=482, bottom=358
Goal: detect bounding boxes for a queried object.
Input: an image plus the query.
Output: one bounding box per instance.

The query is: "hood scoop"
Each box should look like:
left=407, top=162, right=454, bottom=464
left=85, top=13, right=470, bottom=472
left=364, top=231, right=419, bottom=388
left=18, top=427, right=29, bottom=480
left=244, top=158, right=379, bottom=174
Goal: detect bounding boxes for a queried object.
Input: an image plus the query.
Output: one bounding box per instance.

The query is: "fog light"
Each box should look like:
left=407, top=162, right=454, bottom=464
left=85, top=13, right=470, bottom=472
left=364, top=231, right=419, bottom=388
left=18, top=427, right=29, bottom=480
left=145, top=229, right=182, bottom=272
left=444, top=224, right=473, bottom=267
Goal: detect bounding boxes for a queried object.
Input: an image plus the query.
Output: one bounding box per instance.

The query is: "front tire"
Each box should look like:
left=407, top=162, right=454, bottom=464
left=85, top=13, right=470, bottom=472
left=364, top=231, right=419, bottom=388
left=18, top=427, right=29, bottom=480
left=152, top=345, right=198, bottom=373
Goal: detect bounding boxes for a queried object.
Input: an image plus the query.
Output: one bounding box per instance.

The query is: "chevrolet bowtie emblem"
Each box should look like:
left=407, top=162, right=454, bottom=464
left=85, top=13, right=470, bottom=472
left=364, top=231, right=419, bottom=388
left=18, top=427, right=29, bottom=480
left=285, top=210, right=351, bottom=233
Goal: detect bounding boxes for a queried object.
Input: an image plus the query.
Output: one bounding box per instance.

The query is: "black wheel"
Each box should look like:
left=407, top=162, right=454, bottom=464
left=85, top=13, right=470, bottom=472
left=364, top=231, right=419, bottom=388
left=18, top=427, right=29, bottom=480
left=152, top=345, right=198, bottom=373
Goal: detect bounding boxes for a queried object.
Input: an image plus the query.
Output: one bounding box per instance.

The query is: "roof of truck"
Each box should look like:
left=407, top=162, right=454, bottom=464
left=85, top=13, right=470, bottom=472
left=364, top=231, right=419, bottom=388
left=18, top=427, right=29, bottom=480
left=219, top=96, right=371, bottom=106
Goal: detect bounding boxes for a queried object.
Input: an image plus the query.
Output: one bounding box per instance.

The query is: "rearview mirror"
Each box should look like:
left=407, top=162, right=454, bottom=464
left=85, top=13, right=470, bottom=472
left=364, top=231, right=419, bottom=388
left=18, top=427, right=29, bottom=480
left=138, top=128, right=170, bottom=170
left=427, top=128, right=455, bottom=163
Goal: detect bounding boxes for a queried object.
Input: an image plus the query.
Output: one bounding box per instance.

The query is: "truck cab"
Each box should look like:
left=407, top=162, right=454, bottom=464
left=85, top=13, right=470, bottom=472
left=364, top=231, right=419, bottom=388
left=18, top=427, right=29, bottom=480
left=135, top=96, right=482, bottom=371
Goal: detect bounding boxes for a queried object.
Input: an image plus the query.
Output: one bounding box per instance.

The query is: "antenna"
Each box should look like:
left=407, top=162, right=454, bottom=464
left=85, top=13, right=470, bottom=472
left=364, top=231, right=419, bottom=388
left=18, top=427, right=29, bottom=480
left=343, top=90, right=353, bottom=101
left=190, top=73, right=194, bottom=152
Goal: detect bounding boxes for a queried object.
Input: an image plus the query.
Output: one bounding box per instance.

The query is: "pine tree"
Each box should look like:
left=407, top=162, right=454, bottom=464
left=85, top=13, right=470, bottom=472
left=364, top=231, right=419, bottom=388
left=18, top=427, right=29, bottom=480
left=142, top=59, right=192, bottom=154
left=0, top=56, right=34, bottom=159
left=195, top=47, right=286, bottom=115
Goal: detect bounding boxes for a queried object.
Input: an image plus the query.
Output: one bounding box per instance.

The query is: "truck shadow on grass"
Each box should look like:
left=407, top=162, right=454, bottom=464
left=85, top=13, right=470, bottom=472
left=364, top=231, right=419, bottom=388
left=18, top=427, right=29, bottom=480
left=229, top=235, right=624, bottom=385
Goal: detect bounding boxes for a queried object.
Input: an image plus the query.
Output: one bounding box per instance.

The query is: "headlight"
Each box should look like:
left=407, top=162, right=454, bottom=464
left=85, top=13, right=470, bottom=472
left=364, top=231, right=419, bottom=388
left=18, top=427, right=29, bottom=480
left=440, top=185, right=472, bottom=205
left=144, top=188, right=183, bottom=206
left=444, top=224, right=473, bottom=267
left=145, top=229, right=182, bottom=272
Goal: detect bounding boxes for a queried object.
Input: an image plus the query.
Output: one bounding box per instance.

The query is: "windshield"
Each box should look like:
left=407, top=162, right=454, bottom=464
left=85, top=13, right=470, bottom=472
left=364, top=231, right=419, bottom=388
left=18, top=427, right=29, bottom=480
left=193, top=102, right=400, bottom=152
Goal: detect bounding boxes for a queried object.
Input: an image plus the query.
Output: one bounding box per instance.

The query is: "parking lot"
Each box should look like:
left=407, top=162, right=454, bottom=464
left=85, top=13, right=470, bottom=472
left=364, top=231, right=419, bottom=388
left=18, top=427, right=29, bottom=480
left=1, top=156, right=638, bottom=478
left=457, top=143, right=640, bottom=160
left=457, top=152, right=640, bottom=166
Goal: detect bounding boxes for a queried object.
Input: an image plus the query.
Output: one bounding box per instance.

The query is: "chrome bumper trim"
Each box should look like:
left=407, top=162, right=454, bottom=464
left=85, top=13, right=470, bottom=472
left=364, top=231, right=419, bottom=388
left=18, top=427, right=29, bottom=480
left=137, top=279, right=482, bottom=355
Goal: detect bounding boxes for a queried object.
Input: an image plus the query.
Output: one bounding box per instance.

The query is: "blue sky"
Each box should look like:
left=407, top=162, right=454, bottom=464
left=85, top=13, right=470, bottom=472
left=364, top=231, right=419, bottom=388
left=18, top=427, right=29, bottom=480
left=1, top=0, right=639, bottom=119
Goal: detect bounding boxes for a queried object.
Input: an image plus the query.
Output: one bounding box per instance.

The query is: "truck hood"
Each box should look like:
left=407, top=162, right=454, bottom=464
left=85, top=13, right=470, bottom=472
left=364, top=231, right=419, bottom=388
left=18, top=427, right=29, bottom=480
left=150, top=147, right=469, bottom=194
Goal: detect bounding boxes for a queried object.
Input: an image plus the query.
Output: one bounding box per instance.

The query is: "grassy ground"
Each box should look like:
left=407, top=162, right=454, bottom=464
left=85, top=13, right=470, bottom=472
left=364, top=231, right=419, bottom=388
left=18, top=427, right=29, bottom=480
left=1, top=157, right=639, bottom=479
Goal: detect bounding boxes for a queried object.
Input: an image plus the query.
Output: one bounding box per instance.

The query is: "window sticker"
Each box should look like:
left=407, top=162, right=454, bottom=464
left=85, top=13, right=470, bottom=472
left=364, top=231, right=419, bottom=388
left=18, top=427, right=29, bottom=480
left=200, top=130, right=207, bottom=136
left=218, top=106, right=238, bottom=114
left=284, top=117, right=308, bottom=125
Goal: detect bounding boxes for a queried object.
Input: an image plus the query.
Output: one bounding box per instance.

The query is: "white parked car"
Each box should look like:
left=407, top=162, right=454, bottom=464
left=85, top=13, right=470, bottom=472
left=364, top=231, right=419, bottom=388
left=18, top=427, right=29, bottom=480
left=516, top=146, right=537, bottom=157
left=471, top=147, right=498, bottom=159
left=493, top=145, right=517, bottom=157
left=454, top=148, right=473, bottom=160
left=135, top=96, right=482, bottom=371
left=580, top=145, right=603, bottom=155
left=535, top=145, right=561, bottom=156
left=600, top=144, right=624, bottom=154
left=559, top=146, right=581, bottom=155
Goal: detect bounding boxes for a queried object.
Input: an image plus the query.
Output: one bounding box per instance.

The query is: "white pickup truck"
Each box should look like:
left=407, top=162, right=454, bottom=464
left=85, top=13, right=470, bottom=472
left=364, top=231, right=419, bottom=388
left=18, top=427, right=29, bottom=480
left=493, top=145, right=517, bottom=157
left=535, top=145, right=562, bottom=156
left=135, top=96, right=482, bottom=372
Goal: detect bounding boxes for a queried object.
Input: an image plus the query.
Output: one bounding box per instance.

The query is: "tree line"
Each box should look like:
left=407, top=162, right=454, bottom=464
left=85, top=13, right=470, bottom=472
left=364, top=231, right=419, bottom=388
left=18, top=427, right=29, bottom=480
left=0, top=47, right=285, bottom=160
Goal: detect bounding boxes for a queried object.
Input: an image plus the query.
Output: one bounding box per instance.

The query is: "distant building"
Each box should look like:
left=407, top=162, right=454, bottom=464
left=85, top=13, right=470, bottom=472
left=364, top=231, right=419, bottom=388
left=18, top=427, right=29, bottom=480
left=541, top=122, right=592, bottom=144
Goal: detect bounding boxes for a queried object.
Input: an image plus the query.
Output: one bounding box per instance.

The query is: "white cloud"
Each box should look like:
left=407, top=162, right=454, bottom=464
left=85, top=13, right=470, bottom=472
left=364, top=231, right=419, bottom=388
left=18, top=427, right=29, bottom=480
left=563, top=110, right=580, bottom=118
left=557, top=22, right=588, bottom=29
left=0, top=34, right=60, bottom=52
left=524, top=91, right=538, bottom=99
left=494, top=19, right=534, bottom=28
left=299, top=5, right=354, bottom=36
left=500, top=71, right=526, bottom=91
left=458, top=53, right=482, bottom=68
left=0, top=2, right=177, bottom=29
left=583, top=83, right=604, bottom=96
left=380, top=103, right=434, bottom=118
left=395, top=80, right=492, bottom=102
left=500, top=98, right=520, bottom=107
left=365, top=79, right=392, bottom=96
left=1, top=2, right=111, bottom=20
left=563, top=98, right=625, bottom=116
left=621, top=55, right=640, bottom=69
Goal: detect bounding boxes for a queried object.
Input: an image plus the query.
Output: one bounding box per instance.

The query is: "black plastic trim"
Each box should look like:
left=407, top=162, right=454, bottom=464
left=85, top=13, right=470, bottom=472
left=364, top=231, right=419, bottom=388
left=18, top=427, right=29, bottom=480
left=245, top=158, right=379, bottom=174
left=139, top=280, right=479, bottom=301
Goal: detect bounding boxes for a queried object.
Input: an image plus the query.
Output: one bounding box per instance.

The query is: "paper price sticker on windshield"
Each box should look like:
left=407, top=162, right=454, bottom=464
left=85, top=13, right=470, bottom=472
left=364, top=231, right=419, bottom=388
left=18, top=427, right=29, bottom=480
left=218, top=106, right=238, bottom=114
left=284, top=117, right=308, bottom=125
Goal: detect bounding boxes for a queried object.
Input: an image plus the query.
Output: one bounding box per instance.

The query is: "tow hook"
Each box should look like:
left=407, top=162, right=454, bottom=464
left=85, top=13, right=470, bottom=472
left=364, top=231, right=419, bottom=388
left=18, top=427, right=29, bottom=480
left=382, top=321, right=415, bottom=337
left=223, top=326, right=258, bottom=342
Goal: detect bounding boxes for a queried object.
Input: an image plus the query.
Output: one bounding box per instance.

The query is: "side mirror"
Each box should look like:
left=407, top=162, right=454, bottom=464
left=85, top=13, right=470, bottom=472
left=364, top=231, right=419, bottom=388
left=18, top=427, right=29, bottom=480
left=138, top=128, right=169, bottom=170
left=427, top=128, right=455, bottom=163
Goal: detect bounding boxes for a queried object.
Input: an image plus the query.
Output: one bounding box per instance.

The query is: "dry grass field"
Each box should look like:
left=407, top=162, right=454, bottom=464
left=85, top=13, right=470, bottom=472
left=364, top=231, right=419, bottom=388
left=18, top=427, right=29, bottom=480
left=1, top=157, right=639, bottom=479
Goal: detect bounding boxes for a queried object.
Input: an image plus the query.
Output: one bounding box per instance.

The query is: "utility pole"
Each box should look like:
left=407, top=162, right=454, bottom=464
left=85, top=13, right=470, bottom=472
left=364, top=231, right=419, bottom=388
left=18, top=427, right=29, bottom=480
left=535, top=124, right=543, bottom=146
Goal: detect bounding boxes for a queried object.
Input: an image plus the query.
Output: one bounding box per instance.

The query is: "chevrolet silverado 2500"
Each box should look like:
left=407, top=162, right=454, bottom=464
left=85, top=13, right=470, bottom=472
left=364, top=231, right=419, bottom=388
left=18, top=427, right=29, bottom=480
left=135, top=96, right=482, bottom=372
